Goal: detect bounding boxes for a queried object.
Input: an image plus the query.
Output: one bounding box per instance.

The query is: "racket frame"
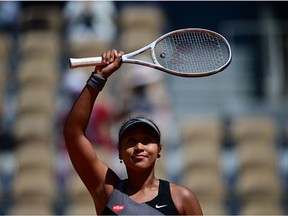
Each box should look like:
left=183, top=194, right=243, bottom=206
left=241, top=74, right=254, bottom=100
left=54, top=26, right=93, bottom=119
left=69, top=28, right=232, bottom=77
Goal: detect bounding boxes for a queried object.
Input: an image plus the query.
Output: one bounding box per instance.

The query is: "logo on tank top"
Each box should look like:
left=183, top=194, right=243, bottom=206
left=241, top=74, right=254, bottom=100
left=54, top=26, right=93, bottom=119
left=155, top=204, right=168, bottom=209
left=112, top=205, right=125, bottom=212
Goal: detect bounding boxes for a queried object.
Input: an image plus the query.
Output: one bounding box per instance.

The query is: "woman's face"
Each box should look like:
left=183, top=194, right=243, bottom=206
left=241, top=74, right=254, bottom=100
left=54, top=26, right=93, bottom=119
left=119, top=125, right=161, bottom=171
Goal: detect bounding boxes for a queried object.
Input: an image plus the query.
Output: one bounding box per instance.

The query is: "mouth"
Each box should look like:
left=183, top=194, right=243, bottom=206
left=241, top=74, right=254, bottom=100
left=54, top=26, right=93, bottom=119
left=131, top=154, right=147, bottom=160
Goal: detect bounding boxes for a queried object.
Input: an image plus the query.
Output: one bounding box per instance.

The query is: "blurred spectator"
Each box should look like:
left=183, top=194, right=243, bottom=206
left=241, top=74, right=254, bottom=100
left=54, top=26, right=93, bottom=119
left=0, top=1, right=22, bottom=49
left=116, top=64, right=173, bottom=126
left=0, top=1, right=21, bottom=35
left=59, top=68, right=118, bottom=152
left=0, top=105, right=17, bottom=196
left=63, top=1, right=117, bottom=43
left=62, top=69, right=89, bottom=106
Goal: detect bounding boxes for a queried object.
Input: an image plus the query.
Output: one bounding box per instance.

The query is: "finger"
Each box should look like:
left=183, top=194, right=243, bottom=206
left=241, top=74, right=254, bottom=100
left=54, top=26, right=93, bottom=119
left=109, top=49, right=118, bottom=63
left=119, top=50, right=125, bottom=56
left=102, top=50, right=111, bottom=64
left=101, top=52, right=107, bottom=64
left=115, top=50, right=124, bottom=65
left=113, top=49, right=120, bottom=58
left=114, top=54, right=122, bottom=66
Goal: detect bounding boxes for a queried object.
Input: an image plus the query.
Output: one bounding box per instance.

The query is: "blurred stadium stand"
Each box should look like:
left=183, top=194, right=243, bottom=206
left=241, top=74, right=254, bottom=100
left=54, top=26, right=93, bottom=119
left=0, top=1, right=288, bottom=215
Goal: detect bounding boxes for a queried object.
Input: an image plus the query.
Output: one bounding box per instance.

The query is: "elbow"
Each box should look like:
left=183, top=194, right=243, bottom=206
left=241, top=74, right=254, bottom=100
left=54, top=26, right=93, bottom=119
left=63, top=122, right=73, bottom=143
left=63, top=119, right=87, bottom=146
left=63, top=121, right=80, bottom=144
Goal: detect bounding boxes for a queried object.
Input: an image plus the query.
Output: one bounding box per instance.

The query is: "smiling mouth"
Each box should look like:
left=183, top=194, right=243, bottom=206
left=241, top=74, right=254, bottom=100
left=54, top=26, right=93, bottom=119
left=132, top=154, right=147, bottom=159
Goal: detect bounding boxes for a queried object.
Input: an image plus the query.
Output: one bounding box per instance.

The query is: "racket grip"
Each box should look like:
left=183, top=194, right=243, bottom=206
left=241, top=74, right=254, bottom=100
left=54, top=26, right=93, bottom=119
left=69, top=57, right=103, bottom=69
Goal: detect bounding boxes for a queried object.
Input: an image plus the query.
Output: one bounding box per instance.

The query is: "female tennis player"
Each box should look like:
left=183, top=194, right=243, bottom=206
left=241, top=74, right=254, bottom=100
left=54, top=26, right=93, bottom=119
left=63, top=49, right=203, bottom=215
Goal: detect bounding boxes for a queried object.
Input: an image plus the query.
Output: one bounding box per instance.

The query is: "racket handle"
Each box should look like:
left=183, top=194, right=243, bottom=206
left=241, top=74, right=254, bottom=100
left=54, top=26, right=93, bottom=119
left=69, top=57, right=103, bottom=69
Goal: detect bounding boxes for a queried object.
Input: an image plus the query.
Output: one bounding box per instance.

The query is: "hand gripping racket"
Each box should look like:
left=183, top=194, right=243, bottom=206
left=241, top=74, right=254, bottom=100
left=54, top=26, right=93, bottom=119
left=69, top=28, right=232, bottom=77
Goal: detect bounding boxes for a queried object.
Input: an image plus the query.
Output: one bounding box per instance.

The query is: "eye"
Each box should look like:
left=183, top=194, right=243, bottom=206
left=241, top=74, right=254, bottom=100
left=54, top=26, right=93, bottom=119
left=142, top=136, right=153, bottom=145
left=126, top=138, right=137, bottom=146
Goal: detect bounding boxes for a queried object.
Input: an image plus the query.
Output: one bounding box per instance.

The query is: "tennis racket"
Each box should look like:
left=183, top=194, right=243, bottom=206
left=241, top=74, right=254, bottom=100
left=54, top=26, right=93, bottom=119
left=69, top=28, right=232, bottom=77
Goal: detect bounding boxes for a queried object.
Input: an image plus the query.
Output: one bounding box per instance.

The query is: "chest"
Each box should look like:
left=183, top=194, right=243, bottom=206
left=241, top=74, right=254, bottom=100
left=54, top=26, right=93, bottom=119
left=102, top=180, right=179, bottom=215
left=128, top=187, right=159, bottom=203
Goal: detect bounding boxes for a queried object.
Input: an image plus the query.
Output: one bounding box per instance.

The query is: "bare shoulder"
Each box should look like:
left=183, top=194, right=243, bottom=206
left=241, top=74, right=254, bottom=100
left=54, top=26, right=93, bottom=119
left=170, top=183, right=203, bottom=215
left=170, top=183, right=198, bottom=204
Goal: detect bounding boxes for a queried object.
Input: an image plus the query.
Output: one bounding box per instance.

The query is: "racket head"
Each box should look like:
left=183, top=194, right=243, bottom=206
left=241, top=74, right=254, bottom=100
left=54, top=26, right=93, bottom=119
left=150, top=28, right=232, bottom=77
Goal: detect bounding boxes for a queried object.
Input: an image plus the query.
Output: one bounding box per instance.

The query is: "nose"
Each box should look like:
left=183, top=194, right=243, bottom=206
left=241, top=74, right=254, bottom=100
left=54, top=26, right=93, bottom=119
left=134, top=142, right=144, bottom=150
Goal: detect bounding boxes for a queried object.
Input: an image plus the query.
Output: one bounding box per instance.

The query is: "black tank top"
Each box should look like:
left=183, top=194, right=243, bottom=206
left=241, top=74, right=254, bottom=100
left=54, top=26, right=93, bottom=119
left=101, top=179, right=179, bottom=215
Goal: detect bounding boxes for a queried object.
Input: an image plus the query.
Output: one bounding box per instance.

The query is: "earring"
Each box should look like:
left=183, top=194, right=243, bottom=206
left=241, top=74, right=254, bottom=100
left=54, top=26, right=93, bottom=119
left=120, top=159, right=123, bottom=163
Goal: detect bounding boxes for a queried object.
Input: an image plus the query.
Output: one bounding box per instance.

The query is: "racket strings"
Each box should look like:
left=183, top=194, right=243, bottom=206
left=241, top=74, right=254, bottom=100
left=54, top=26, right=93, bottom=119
left=154, top=31, right=230, bottom=75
